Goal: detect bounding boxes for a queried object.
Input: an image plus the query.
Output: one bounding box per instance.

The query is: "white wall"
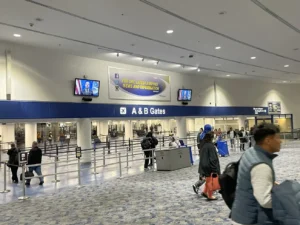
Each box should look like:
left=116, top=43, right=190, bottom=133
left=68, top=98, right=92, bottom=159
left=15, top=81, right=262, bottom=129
left=1, top=41, right=300, bottom=127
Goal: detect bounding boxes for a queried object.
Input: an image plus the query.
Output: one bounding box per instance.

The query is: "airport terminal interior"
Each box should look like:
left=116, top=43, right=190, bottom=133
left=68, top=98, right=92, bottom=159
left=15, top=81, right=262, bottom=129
left=0, top=0, right=300, bottom=224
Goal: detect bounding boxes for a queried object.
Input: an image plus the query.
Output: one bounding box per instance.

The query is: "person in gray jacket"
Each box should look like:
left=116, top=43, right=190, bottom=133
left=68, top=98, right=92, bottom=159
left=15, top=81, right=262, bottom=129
left=231, top=123, right=281, bottom=225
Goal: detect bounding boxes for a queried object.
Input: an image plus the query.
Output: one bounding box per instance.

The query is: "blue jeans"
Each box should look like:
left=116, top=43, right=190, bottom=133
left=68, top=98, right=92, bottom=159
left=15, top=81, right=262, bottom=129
left=26, top=166, right=44, bottom=183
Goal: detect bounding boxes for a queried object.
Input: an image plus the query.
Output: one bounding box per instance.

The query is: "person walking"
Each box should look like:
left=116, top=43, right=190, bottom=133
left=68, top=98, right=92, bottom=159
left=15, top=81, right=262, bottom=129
left=227, top=127, right=237, bottom=149
left=26, top=141, right=44, bottom=186
left=238, top=127, right=247, bottom=151
left=7, top=143, right=20, bottom=183
left=198, top=128, right=221, bottom=200
left=193, top=124, right=214, bottom=195
left=231, top=123, right=281, bottom=225
left=197, top=128, right=204, bottom=150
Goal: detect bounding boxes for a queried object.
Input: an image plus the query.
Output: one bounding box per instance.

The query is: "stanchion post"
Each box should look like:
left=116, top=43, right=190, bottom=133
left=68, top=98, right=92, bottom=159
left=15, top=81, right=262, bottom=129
left=162, top=136, right=165, bottom=147
left=115, top=140, right=117, bottom=154
left=56, top=144, right=59, bottom=161
left=103, top=147, right=106, bottom=167
left=52, top=156, right=60, bottom=183
left=128, top=138, right=131, bottom=151
left=0, top=162, right=10, bottom=193
left=125, top=151, right=130, bottom=169
left=77, top=157, right=81, bottom=186
left=118, top=152, right=122, bottom=178
left=0, top=150, right=2, bottom=168
left=18, top=163, right=29, bottom=200
left=44, top=141, right=47, bottom=155
left=151, top=149, right=155, bottom=171
left=92, top=147, right=98, bottom=174
left=67, top=142, right=69, bottom=161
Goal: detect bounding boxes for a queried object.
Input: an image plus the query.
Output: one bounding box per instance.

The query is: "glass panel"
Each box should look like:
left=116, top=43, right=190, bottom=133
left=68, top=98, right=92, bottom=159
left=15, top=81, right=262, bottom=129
left=273, top=118, right=292, bottom=132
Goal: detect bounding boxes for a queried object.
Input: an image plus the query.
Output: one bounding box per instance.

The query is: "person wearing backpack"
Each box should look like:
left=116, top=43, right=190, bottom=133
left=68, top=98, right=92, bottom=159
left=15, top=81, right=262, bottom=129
left=141, top=132, right=158, bottom=169
left=7, top=143, right=20, bottom=183
left=231, top=123, right=281, bottom=225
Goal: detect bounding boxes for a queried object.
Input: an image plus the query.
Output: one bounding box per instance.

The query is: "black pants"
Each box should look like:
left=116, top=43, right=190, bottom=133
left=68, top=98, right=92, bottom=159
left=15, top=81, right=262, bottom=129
left=240, top=143, right=245, bottom=151
left=10, top=166, right=18, bottom=182
left=144, top=150, right=153, bottom=168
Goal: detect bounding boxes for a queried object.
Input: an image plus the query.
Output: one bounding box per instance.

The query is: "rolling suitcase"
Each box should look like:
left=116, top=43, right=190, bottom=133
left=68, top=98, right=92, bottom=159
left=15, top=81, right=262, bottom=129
left=217, top=141, right=229, bottom=157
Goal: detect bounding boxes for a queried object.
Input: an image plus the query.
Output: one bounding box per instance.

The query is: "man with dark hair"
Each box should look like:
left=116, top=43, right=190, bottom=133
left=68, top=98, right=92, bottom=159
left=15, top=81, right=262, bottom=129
left=7, top=143, right=20, bottom=183
left=232, top=123, right=281, bottom=225
left=26, top=141, right=44, bottom=186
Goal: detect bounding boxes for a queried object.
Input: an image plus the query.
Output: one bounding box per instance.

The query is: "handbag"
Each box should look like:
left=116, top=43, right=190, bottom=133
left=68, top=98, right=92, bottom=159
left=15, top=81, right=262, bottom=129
left=20, top=168, right=34, bottom=181
left=206, top=173, right=221, bottom=192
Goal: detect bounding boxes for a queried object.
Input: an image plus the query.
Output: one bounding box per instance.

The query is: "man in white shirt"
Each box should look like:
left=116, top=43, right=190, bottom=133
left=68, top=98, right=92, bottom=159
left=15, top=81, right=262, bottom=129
left=227, top=127, right=236, bottom=149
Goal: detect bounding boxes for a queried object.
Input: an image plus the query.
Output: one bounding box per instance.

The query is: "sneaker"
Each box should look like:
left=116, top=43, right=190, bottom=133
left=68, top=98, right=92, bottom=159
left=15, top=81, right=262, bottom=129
left=39, top=181, right=44, bottom=185
left=192, top=185, right=199, bottom=194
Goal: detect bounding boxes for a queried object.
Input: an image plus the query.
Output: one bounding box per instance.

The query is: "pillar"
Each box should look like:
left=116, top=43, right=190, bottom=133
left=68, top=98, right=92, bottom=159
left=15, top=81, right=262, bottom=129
left=187, top=118, right=195, bottom=132
left=124, top=120, right=133, bottom=140
left=162, top=120, right=170, bottom=132
left=238, top=116, right=247, bottom=130
left=99, top=121, right=108, bottom=136
left=77, top=118, right=92, bottom=163
left=1, top=123, right=15, bottom=149
left=176, top=117, right=187, bottom=140
left=25, top=123, right=37, bottom=148
left=96, top=121, right=101, bottom=136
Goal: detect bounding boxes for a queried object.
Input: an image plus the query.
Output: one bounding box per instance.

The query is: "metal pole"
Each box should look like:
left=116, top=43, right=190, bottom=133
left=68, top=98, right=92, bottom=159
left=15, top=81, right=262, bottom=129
left=67, top=142, right=69, bottom=161
left=193, top=138, right=196, bottom=155
left=118, top=152, right=122, bottom=178
left=0, top=163, right=10, bottom=193
left=0, top=150, right=2, bottom=169
left=151, top=149, right=155, bottom=171
left=18, top=164, right=29, bottom=200
left=92, top=148, right=98, bottom=174
left=128, top=138, right=131, bottom=151
left=103, top=147, right=106, bottom=167
left=162, top=136, right=165, bottom=147
left=115, top=139, right=117, bottom=154
left=125, top=151, right=130, bottom=169
left=52, top=156, right=60, bottom=183
left=77, top=157, right=81, bottom=187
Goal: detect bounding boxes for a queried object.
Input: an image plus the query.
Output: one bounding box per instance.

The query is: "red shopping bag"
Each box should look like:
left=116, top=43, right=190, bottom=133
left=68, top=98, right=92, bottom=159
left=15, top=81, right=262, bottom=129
left=206, top=173, right=221, bottom=192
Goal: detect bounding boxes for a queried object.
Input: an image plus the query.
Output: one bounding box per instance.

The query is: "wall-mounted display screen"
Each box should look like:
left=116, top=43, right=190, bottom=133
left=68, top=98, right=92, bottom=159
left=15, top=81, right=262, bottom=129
left=74, top=78, right=100, bottom=97
left=177, top=89, right=192, bottom=101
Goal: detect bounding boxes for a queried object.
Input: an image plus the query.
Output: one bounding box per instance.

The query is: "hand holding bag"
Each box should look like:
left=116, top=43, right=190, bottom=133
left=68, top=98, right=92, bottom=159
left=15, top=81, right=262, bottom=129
left=20, top=168, right=34, bottom=181
left=206, top=173, right=221, bottom=192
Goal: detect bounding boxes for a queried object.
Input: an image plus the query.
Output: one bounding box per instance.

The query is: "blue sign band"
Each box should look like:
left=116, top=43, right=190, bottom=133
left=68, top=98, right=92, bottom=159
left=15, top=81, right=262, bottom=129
left=0, top=101, right=268, bottom=119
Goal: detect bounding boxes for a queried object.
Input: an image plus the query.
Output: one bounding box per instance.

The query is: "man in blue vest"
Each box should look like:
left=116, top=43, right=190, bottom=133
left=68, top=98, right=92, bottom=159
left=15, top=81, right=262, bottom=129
left=231, top=123, right=281, bottom=225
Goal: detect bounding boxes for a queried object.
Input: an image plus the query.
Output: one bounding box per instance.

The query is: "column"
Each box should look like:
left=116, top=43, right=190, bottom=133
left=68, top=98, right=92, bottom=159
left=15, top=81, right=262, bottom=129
left=25, top=123, right=37, bottom=148
left=187, top=118, right=195, bottom=133
left=238, top=116, right=247, bottom=130
left=124, top=120, right=133, bottom=140
left=176, top=117, right=187, bottom=140
left=99, top=121, right=108, bottom=136
left=1, top=124, right=15, bottom=149
left=77, top=118, right=92, bottom=163
left=96, top=121, right=101, bottom=136
left=162, top=120, right=170, bottom=132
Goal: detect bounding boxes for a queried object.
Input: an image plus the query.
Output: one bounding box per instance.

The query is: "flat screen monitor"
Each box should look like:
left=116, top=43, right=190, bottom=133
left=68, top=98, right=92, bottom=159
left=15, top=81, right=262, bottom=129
left=74, top=78, right=100, bottom=97
left=177, top=89, right=192, bottom=101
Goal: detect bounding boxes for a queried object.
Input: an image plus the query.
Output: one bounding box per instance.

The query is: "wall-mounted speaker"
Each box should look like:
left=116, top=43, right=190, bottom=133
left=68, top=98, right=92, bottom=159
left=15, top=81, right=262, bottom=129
left=82, top=97, right=92, bottom=102
left=182, top=101, right=188, bottom=105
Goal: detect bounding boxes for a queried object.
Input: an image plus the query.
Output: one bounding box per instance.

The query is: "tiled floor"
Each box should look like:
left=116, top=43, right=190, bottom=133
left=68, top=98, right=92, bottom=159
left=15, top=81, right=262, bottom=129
left=0, top=141, right=299, bottom=224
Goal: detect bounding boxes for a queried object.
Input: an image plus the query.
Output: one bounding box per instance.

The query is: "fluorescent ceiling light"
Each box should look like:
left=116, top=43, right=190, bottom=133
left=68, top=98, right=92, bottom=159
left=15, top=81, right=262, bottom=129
left=250, top=56, right=256, bottom=59
left=284, top=64, right=289, bottom=67
left=215, top=46, right=221, bottom=50
left=166, top=30, right=174, bottom=34
left=13, top=34, right=21, bottom=37
left=283, top=81, right=287, bottom=83
left=226, top=74, right=231, bottom=77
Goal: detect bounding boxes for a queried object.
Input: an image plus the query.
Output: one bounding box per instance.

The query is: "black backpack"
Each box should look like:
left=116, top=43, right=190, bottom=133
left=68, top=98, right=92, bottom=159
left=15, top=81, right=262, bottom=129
left=152, top=137, right=158, bottom=146
left=219, top=160, right=240, bottom=209
left=141, top=138, right=151, bottom=150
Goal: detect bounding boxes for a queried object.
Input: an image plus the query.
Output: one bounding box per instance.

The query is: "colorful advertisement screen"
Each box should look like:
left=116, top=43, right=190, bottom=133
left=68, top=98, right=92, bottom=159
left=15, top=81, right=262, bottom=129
left=177, top=89, right=192, bottom=101
left=74, top=78, right=100, bottom=97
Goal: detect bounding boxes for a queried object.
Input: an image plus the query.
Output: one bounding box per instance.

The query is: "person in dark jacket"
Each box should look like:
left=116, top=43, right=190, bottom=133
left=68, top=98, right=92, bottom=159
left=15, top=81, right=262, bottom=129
left=7, top=143, right=20, bottom=183
left=199, top=130, right=221, bottom=200
left=141, top=132, right=158, bottom=169
left=26, top=141, right=44, bottom=185
left=193, top=124, right=214, bottom=195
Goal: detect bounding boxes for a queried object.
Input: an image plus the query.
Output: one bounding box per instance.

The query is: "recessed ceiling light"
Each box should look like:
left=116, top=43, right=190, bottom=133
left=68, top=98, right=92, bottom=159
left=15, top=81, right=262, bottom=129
left=215, top=46, right=221, bottom=50
left=283, top=81, right=287, bottom=83
left=166, top=30, right=173, bottom=34
left=226, top=74, right=231, bottom=77
left=216, top=64, right=221, bottom=67
left=284, top=64, right=289, bottom=67
left=13, top=34, right=21, bottom=37
left=251, top=56, right=256, bottom=59
left=197, top=68, right=200, bottom=72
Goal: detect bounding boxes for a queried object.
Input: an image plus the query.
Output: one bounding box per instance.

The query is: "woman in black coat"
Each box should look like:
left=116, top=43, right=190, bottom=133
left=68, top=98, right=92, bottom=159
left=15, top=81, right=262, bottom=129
left=199, top=131, right=221, bottom=200
left=7, top=143, right=20, bottom=183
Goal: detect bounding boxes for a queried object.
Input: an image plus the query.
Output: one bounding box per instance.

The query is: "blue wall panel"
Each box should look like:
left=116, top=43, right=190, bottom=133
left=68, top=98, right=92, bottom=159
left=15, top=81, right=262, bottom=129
left=0, top=101, right=268, bottom=119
